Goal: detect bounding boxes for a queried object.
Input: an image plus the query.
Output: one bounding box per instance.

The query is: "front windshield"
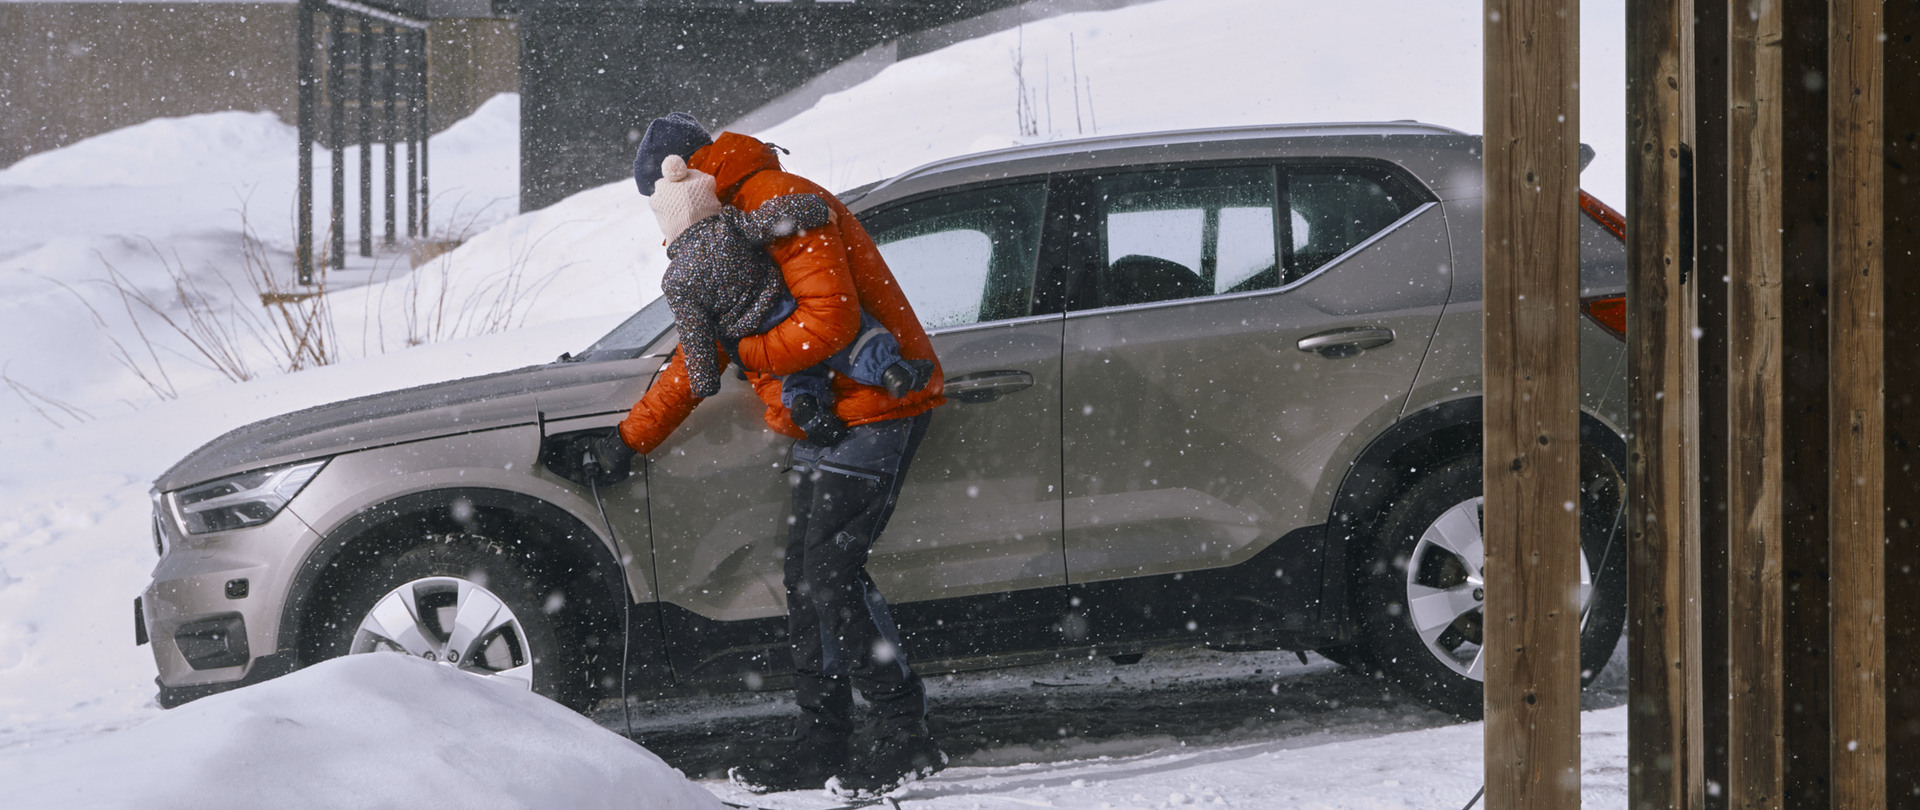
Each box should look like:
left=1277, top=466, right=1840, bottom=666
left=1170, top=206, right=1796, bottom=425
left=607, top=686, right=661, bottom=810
left=577, top=296, right=676, bottom=360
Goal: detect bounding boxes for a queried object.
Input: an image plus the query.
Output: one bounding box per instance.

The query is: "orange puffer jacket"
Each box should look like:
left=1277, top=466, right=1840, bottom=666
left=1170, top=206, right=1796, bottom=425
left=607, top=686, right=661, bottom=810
left=619, top=133, right=945, bottom=454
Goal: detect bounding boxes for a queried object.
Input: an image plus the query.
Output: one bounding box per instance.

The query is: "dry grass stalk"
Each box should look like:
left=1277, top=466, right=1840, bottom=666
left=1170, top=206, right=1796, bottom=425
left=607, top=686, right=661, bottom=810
left=2, top=367, right=94, bottom=428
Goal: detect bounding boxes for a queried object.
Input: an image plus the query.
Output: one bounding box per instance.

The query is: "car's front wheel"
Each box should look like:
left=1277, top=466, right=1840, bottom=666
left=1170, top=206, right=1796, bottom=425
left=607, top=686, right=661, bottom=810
left=1354, top=450, right=1626, bottom=718
left=316, top=535, right=594, bottom=711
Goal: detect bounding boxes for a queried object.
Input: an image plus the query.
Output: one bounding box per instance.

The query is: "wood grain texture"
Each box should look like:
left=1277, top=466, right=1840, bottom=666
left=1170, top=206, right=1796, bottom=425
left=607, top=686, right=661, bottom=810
left=1725, top=1, right=1787, bottom=807
left=1482, top=2, right=1583, bottom=804
left=1826, top=1, right=1885, bottom=807
left=1626, top=0, right=1707, bottom=808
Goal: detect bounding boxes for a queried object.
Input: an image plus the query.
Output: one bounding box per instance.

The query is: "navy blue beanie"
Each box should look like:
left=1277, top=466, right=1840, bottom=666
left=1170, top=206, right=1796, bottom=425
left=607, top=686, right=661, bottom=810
left=633, top=112, right=714, bottom=196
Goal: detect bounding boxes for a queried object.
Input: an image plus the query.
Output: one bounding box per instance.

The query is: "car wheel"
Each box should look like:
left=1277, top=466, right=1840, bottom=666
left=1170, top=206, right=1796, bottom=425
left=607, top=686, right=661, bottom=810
left=319, top=536, right=593, bottom=711
left=1354, top=451, right=1626, bottom=718
left=1312, top=643, right=1374, bottom=673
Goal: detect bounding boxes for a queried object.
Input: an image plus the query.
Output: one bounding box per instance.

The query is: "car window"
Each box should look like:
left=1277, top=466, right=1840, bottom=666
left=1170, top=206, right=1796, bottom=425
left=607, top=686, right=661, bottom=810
left=1083, top=166, right=1281, bottom=309
left=1284, top=169, right=1420, bottom=280
left=861, top=182, right=1048, bottom=328
left=575, top=295, right=676, bottom=360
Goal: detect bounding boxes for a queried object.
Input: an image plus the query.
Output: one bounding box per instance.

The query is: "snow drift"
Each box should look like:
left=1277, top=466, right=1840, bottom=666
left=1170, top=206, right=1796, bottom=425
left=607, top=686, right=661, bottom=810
left=0, top=653, right=723, bottom=810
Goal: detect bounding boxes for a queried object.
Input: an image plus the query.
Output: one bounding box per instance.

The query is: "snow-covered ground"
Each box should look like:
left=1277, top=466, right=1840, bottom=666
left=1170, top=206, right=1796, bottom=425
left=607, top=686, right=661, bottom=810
left=1, top=654, right=724, bottom=810
left=0, top=0, right=1632, bottom=806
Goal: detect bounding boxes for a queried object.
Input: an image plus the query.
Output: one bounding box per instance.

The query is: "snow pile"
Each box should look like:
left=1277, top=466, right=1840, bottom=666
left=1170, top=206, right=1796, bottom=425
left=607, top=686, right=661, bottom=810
left=750, top=0, right=1625, bottom=205
left=0, top=653, right=723, bottom=810
left=0, top=96, right=525, bottom=431
left=0, top=110, right=295, bottom=190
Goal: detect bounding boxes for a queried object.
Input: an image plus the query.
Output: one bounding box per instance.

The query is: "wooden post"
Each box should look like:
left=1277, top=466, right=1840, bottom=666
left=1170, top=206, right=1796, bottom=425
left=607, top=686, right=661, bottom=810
left=1482, top=0, right=1582, bottom=807
left=1827, top=1, right=1885, bottom=807
left=1883, top=2, right=1920, bottom=800
left=384, top=24, right=397, bottom=248
left=328, top=10, right=346, bottom=271
left=1726, top=0, right=1787, bottom=806
left=296, top=0, right=315, bottom=285
left=358, top=18, right=373, bottom=258
left=1627, top=0, right=1707, bottom=806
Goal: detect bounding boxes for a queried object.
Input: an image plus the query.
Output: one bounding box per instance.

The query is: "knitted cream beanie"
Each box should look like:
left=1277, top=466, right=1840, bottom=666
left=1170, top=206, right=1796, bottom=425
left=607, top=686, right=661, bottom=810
left=648, top=154, right=726, bottom=243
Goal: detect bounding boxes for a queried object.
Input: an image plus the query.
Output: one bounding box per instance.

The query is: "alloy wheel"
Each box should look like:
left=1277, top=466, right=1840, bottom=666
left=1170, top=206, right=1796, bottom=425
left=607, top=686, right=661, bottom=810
left=349, top=575, right=535, bottom=687
left=1403, top=496, right=1594, bottom=681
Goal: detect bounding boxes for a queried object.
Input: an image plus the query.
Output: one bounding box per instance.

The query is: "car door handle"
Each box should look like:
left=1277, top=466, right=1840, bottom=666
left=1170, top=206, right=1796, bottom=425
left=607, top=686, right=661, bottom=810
left=943, top=370, right=1035, bottom=404
left=1296, top=327, right=1395, bottom=359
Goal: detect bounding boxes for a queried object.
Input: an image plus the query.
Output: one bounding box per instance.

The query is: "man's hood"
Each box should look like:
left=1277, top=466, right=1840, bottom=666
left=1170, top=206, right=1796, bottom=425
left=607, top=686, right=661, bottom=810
left=691, top=132, right=783, bottom=204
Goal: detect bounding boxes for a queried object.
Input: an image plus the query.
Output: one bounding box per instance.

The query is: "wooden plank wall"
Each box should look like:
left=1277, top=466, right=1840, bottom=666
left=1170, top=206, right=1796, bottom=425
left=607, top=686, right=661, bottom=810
left=1481, top=0, right=1583, bottom=803
left=1627, top=0, right=1707, bottom=805
left=1726, top=0, right=1788, bottom=806
left=1633, top=3, right=1906, bottom=806
left=1825, top=2, right=1886, bottom=807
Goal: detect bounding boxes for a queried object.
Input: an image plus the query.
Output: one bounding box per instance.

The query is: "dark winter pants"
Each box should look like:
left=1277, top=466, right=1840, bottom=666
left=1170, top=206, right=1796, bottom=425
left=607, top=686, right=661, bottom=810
left=783, top=412, right=931, bottom=738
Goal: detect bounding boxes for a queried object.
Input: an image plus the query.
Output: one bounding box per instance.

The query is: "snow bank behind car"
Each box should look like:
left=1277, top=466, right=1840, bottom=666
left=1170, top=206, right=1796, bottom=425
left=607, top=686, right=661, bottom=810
left=0, top=652, right=723, bottom=810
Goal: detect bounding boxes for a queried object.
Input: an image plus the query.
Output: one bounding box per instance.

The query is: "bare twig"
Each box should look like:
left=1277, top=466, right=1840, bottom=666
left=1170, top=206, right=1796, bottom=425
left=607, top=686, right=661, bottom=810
left=37, top=273, right=177, bottom=400
left=1, top=365, right=94, bottom=428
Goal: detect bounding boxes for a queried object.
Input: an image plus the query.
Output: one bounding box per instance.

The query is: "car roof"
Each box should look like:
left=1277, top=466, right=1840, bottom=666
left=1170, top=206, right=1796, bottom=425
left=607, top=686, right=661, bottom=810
left=840, top=121, right=1485, bottom=206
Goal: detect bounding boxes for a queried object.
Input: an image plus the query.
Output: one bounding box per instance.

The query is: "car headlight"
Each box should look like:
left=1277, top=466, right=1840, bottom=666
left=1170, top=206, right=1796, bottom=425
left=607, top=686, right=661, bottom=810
left=150, top=488, right=167, bottom=557
left=169, top=459, right=328, bottom=535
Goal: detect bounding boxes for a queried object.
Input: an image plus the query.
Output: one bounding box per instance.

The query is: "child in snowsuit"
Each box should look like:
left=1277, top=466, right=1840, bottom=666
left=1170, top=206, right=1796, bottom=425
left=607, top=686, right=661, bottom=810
left=648, top=154, right=934, bottom=445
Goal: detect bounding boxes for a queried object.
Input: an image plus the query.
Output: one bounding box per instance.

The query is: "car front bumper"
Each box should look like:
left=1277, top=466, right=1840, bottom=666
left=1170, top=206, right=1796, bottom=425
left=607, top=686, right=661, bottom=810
left=140, top=508, right=317, bottom=704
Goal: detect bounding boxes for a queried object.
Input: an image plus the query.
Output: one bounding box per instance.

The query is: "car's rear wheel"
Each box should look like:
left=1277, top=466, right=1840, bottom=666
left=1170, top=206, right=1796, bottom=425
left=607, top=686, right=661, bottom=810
left=317, top=535, right=594, bottom=711
left=1354, top=450, right=1626, bottom=718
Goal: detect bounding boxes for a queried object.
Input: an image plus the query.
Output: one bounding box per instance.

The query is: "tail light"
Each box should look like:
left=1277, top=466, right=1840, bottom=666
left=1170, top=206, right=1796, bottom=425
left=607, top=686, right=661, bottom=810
left=1579, top=190, right=1625, bottom=240
left=1584, top=296, right=1626, bottom=340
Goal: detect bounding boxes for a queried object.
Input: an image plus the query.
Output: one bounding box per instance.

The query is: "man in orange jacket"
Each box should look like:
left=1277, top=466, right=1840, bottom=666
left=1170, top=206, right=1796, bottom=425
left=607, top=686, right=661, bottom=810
left=615, top=113, right=947, bottom=798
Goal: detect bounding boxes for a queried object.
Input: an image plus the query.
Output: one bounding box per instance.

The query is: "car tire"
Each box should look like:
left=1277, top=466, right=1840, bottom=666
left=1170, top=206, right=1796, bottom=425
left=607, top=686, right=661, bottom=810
left=314, top=535, right=596, bottom=712
left=1353, top=451, right=1626, bottom=719
left=1312, top=643, right=1374, bottom=673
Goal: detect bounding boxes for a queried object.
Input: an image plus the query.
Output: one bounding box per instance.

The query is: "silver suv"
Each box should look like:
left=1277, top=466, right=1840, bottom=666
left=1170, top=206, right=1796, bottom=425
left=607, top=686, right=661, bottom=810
left=138, top=122, right=1629, bottom=719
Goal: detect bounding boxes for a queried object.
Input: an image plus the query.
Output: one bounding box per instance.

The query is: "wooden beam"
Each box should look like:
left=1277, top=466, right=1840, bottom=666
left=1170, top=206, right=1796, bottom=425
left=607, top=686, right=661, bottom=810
left=1627, top=0, right=1707, bottom=806
left=1726, top=0, right=1787, bottom=806
left=1482, top=0, right=1583, bottom=806
left=1827, top=1, right=1885, bottom=807
left=1882, top=1, right=1920, bottom=799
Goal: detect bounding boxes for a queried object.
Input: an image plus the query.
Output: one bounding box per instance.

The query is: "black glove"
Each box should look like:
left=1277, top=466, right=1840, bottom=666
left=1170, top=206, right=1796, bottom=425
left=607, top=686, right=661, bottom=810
left=789, top=394, right=850, bottom=447
left=578, top=431, right=638, bottom=486
left=543, top=430, right=636, bottom=487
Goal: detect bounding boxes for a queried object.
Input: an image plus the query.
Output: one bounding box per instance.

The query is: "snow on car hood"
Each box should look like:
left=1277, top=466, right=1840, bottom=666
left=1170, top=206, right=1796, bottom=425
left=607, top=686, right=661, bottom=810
left=154, top=357, right=662, bottom=492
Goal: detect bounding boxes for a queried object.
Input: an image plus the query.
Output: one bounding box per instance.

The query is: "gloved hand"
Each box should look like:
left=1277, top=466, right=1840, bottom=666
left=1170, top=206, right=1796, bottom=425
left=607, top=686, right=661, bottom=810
left=789, top=394, right=850, bottom=447
left=577, top=431, right=638, bottom=486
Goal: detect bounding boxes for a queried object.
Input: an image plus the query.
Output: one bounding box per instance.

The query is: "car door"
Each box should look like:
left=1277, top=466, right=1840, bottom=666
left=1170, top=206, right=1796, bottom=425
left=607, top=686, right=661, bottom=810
left=1058, top=161, right=1452, bottom=588
left=645, top=180, right=1066, bottom=679
left=856, top=180, right=1069, bottom=659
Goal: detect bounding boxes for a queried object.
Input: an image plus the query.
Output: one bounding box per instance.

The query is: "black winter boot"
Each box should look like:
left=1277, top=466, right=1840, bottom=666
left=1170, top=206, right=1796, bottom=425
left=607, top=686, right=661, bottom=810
left=727, top=714, right=850, bottom=794
left=828, top=721, right=947, bottom=798
left=880, top=359, right=936, bottom=399
left=789, top=393, right=850, bottom=447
